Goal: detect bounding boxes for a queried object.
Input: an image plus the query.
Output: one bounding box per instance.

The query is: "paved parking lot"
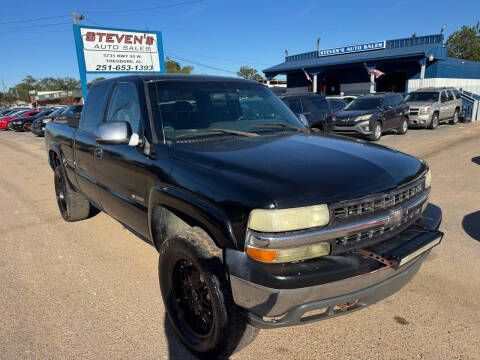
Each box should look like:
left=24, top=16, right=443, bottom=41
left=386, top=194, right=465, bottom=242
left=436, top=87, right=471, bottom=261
left=1, top=123, right=479, bottom=359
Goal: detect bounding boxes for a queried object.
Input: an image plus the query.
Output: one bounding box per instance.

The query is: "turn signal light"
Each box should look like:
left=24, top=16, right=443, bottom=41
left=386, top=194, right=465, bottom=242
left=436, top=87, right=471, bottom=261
left=246, top=241, right=331, bottom=263
left=246, top=247, right=276, bottom=262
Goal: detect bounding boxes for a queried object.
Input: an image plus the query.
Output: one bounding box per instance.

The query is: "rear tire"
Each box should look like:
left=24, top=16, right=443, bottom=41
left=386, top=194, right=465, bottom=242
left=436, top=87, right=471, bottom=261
left=368, top=121, right=382, bottom=141
left=429, top=113, right=439, bottom=130
left=397, top=117, right=408, bottom=135
left=449, top=109, right=459, bottom=125
left=158, top=228, right=258, bottom=359
left=54, top=165, right=95, bottom=222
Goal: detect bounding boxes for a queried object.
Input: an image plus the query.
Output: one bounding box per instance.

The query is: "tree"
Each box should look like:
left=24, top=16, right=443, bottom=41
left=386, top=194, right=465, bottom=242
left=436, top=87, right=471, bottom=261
left=236, top=66, right=264, bottom=82
left=165, top=57, right=194, bottom=74
left=0, top=92, right=16, bottom=107
left=87, top=77, right=106, bottom=89
left=411, top=33, right=417, bottom=38
left=446, top=22, right=480, bottom=62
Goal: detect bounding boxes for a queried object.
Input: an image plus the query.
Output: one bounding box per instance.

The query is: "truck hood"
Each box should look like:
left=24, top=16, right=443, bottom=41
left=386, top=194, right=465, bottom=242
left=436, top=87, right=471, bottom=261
left=405, top=101, right=433, bottom=108
left=169, top=133, right=425, bottom=208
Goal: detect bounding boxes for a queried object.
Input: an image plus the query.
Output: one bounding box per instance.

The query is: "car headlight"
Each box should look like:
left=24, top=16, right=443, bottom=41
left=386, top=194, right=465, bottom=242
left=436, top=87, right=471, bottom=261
left=246, top=241, right=331, bottom=263
left=419, top=107, right=431, bottom=114
left=425, top=168, right=431, bottom=188
left=355, top=114, right=373, bottom=121
left=248, top=204, right=330, bottom=232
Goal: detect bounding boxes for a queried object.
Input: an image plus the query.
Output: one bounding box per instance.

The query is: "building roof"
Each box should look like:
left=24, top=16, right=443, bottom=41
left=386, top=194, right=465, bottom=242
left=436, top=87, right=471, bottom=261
left=264, top=34, right=447, bottom=76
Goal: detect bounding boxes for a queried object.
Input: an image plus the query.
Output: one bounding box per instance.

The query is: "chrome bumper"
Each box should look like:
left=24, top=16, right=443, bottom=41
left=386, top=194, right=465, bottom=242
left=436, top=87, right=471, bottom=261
left=232, top=251, right=426, bottom=327
left=408, top=113, right=431, bottom=126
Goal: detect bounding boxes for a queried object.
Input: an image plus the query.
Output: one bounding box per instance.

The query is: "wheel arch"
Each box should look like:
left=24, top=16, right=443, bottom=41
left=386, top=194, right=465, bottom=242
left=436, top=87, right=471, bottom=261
left=148, top=185, right=237, bottom=252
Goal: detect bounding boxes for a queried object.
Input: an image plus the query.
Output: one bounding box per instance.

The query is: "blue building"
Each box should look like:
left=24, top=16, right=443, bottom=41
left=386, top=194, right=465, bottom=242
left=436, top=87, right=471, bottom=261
left=263, top=34, right=480, bottom=96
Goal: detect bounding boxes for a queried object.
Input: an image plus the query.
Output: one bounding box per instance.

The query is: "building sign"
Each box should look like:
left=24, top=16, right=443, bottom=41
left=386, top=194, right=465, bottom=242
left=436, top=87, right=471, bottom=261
left=73, top=25, right=165, bottom=98
left=318, top=41, right=386, bottom=57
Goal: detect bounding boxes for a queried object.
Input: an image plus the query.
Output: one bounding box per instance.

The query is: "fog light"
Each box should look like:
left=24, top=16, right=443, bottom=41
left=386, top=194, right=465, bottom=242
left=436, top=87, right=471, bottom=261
left=246, top=242, right=331, bottom=263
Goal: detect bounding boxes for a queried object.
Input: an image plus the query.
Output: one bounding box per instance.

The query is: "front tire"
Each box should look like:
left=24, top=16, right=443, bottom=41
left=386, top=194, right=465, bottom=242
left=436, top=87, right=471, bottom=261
left=158, top=228, right=258, bottom=359
left=54, top=165, right=95, bottom=222
left=429, top=113, right=439, bottom=130
left=397, top=117, right=408, bottom=135
left=368, top=121, right=382, bottom=141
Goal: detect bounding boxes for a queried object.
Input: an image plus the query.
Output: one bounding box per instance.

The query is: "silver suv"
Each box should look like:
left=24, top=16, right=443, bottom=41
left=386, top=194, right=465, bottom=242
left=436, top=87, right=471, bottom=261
left=405, top=87, right=462, bottom=129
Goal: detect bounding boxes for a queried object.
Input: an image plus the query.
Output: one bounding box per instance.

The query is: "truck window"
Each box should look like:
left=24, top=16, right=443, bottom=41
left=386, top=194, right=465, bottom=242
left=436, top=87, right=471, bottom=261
left=105, top=83, right=141, bottom=134
left=81, top=84, right=109, bottom=133
left=286, top=98, right=303, bottom=114
left=452, top=89, right=461, bottom=99
left=447, top=90, right=454, bottom=101
left=308, top=97, right=329, bottom=111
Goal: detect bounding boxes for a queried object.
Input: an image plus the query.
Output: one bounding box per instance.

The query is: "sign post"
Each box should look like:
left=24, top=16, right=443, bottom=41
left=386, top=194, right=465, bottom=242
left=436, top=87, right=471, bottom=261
left=72, top=24, right=166, bottom=100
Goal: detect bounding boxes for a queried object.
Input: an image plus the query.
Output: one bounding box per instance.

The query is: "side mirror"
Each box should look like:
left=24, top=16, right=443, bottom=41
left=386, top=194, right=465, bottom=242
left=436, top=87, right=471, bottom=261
left=297, top=113, right=309, bottom=128
left=94, top=121, right=136, bottom=145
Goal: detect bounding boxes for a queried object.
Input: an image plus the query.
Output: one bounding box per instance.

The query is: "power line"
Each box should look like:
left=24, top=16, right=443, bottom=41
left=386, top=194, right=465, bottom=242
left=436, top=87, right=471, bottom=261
left=166, top=49, right=270, bottom=66
left=5, top=21, right=71, bottom=31
left=83, top=0, right=203, bottom=15
left=0, top=0, right=202, bottom=26
left=166, top=53, right=236, bottom=74
left=0, top=14, right=70, bottom=25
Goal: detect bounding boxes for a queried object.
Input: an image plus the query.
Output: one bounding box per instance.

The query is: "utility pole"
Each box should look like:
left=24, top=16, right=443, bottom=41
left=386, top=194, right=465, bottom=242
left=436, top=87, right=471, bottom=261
left=73, top=10, right=77, bottom=24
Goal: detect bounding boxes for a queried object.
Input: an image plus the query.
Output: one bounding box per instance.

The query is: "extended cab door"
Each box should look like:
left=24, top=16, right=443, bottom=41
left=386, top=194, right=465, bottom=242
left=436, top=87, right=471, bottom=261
left=94, top=82, right=149, bottom=237
left=74, top=83, right=110, bottom=203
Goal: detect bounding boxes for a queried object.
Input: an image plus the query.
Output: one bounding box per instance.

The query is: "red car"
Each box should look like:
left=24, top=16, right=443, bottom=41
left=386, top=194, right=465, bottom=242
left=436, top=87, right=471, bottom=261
left=0, top=110, right=41, bottom=130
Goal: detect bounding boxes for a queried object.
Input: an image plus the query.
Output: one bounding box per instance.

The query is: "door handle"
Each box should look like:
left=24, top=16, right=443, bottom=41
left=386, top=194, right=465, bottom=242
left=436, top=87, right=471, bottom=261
left=94, top=147, right=103, bottom=160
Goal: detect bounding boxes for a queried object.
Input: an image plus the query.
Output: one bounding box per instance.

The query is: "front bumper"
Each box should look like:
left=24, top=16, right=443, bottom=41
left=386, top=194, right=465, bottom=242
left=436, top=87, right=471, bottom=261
left=227, top=204, right=442, bottom=328
left=408, top=113, right=431, bottom=127
left=333, top=120, right=371, bottom=135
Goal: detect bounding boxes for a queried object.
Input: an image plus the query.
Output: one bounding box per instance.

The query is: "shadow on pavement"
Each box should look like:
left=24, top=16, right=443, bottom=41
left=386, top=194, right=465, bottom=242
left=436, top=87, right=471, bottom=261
left=165, top=315, right=198, bottom=360
left=462, top=211, right=480, bottom=242
left=471, top=156, right=480, bottom=165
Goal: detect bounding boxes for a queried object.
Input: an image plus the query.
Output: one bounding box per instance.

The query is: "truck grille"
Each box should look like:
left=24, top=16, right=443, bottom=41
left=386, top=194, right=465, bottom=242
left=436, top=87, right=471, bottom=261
left=335, top=205, right=422, bottom=246
left=332, top=181, right=424, bottom=220
left=409, top=108, right=419, bottom=115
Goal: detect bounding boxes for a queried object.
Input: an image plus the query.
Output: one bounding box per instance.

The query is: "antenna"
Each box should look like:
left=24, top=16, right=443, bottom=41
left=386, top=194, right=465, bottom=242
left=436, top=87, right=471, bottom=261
left=440, top=24, right=446, bottom=33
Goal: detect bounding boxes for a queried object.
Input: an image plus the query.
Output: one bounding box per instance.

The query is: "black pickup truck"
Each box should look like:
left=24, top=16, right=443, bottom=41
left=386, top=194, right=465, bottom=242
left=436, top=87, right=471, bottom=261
left=45, top=75, right=442, bottom=358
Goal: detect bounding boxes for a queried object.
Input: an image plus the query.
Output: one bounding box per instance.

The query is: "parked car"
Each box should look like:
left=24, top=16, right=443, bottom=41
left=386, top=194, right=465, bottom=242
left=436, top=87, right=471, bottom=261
left=54, top=105, right=83, bottom=128
left=10, top=109, right=55, bottom=131
left=44, top=75, right=443, bottom=358
left=404, top=87, right=462, bottom=129
left=31, top=107, right=68, bottom=136
left=326, top=97, right=347, bottom=116
left=280, top=93, right=334, bottom=132
left=0, top=110, right=41, bottom=130
left=334, top=93, right=409, bottom=141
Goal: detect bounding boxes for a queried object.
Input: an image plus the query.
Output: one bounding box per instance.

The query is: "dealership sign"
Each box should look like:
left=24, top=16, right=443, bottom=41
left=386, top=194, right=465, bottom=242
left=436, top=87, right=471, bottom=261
left=318, top=41, right=386, bottom=57
left=73, top=25, right=165, bottom=98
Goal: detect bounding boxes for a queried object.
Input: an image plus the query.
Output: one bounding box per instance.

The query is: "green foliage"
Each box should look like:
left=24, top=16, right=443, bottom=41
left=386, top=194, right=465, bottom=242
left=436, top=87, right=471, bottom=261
left=165, top=57, right=194, bottom=74
left=87, top=77, right=107, bottom=89
left=8, top=75, right=82, bottom=102
left=446, top=22, right=480, bottom=62
left=411, top=33, right=417, bottom=38
left=0, top=92, right=16, bottom=107
left=236, top=66, right=264, bottom=82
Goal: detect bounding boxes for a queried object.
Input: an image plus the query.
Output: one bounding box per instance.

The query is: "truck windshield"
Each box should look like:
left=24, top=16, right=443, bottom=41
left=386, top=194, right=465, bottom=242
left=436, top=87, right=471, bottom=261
left=404, top=92, right=439, bottom=102
left=344, top=97, right=383, bottom=111
left=147, top=80, right=304, bottom=141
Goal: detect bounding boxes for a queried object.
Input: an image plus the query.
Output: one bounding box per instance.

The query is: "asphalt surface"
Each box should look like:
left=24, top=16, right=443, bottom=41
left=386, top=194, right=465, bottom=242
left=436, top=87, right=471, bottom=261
left=1, top=123, right=479, bottom=359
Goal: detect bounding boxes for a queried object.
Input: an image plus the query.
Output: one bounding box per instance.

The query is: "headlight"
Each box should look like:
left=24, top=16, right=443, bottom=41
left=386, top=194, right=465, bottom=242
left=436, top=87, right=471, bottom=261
left=425, top=168, right=431, bottom=188
left=355, top=114, right=373, bottom=121
left=419, top=107, right=431, bottom=114
left=248, top=204, right=330, bottom=232
left=246, top=241, right=331, bottom=263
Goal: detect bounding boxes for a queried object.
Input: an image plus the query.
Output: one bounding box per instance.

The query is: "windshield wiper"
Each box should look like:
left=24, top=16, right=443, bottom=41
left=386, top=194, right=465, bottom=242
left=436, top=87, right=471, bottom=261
left=176, top=128, right=259, bottom=139
left=252, top=122, right=308, bottom=132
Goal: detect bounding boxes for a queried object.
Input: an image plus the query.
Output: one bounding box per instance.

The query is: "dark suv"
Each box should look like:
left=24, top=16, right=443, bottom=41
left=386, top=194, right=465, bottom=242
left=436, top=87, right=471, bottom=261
left=334, top=93, right=409, bottom=141
left=280, top=93, right=334, bottom=132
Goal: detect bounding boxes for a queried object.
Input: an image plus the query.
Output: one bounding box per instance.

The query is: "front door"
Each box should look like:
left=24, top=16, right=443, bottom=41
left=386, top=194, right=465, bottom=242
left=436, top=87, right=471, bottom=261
left=439, top=90, right=450, bottom=120
left=382, top=96, right=396, bottom=130
left=94, top=82, right=149, bottom=237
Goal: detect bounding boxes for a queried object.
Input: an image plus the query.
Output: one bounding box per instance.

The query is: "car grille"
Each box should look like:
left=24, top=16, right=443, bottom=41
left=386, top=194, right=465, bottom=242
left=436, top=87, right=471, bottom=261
left=409, top=108, right=419, bottom=115
left=335, top=205, right=422, bottom=246
left=331, top=180, right=424, bottom=220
